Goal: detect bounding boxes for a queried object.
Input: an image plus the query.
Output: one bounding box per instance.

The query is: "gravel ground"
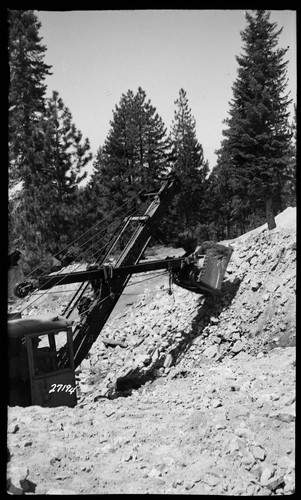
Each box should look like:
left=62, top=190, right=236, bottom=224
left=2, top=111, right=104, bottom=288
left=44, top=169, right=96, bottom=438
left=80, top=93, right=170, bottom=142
left=7, top=207, right=296, bottom=495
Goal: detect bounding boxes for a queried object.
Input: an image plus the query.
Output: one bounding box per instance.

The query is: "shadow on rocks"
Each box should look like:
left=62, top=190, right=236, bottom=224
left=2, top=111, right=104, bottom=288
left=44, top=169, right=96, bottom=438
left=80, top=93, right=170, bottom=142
left=106, top=278, right=242, bottom=398
left=170, top=277, right=242, bottom=368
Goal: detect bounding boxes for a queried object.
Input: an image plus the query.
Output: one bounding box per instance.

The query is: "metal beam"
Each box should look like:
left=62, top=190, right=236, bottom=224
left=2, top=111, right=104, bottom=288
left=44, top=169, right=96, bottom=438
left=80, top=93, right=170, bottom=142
left=38, top=257, right=186, bottom=290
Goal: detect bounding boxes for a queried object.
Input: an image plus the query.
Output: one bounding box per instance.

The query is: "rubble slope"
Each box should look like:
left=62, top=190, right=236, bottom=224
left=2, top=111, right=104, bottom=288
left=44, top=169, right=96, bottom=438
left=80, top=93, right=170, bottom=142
left=7, top=207, right=296, bottom=495
left=80, top=206, right=296, bottom=399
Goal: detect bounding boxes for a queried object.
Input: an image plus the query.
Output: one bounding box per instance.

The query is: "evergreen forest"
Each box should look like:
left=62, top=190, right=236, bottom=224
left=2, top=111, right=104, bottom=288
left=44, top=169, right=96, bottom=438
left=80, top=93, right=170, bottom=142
left=8, top=10, right=296, bottom=276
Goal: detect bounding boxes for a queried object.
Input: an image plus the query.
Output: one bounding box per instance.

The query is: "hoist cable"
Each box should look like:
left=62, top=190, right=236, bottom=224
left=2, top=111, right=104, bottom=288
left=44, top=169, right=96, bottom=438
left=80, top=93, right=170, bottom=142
left=61, top=203, right=149, bottom=317
left=9, top=198, right=150, bottom=317
left=68, top=270, right=170, bottom=325
left=8, top=201, right=140, bottom=307
left=9, top=197, right=146, bottom=300
left=8, top=207, right=141, bottom=317
left=10, top=192, right=145, bottom=286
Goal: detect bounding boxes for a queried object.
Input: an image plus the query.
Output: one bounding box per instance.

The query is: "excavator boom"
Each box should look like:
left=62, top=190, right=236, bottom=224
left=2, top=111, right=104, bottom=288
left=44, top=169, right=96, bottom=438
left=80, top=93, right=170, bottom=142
left=8, top=175, right=234, bottom=407
left=59, top=176, right=181, bottom=368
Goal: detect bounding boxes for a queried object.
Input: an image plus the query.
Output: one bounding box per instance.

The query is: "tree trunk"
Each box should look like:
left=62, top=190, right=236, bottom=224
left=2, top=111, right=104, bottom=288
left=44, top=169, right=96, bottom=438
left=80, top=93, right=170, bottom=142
left=265, top=196, right=276, bottom=230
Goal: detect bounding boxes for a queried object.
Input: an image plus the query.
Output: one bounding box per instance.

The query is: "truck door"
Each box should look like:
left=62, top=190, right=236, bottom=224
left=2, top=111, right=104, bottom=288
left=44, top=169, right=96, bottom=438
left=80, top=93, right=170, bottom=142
left=26, top=327, right=77, bottom=407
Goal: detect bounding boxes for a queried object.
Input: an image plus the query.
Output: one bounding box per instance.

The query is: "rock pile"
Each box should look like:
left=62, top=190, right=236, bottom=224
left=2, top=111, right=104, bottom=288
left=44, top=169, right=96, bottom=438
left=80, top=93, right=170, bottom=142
left=7, top=207, right=296, bottom=495
left=77, top=207, right=296, bottom=401
left=7, top=344, right=295, bottom=495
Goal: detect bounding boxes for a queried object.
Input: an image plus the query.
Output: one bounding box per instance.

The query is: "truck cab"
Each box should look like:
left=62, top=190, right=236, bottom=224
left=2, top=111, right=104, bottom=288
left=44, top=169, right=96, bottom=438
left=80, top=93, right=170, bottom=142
left=8, top=314, right=77, bottom=407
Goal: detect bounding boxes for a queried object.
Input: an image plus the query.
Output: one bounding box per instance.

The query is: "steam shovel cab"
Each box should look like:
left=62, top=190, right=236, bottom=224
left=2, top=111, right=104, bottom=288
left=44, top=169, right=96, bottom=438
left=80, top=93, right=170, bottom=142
left=8, top=314, right=77, bottom=407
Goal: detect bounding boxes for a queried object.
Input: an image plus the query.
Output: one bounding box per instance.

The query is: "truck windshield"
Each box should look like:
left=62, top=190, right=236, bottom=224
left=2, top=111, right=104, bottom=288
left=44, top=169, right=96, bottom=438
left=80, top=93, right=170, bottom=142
left=32, top=330, right=72, bottom=375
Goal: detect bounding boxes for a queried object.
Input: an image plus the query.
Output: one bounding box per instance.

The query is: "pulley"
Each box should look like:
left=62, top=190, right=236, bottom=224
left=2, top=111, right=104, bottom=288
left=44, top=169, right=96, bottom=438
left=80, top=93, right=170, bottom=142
left=13, top=280, right=36, bottom=298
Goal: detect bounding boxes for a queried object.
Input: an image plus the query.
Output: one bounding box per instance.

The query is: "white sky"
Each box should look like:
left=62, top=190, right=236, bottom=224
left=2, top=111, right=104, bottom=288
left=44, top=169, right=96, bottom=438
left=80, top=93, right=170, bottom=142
left=35, top=9, right=297, bottom=181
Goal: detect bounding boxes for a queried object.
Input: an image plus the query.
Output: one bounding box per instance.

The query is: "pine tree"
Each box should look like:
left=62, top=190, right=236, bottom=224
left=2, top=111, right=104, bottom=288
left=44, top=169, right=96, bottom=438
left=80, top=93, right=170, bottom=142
left=9, top=91, right=93, bottom=273
left=217, top=10, right=293, bottom=231
left=207, top=159, right=237, bottom=241
left=165, top=88, right=209, bottom=245
left=8, top=10, right=93, bottom=272
left=133, top=88, right=170, bottom=184
left=87, top=88, right=171, bottom=249
left=282, top=103, right=296, bottom=207
left=37, top=91, right=93, bottom=258
left=8, top=9, right=52, bottom=272
left=8, top=9, right=52, bottom=186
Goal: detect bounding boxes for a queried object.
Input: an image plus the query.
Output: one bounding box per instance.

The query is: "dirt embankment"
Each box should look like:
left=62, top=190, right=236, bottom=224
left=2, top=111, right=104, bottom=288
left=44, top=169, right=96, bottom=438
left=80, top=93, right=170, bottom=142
left=7, top=207, right=296, bottom=495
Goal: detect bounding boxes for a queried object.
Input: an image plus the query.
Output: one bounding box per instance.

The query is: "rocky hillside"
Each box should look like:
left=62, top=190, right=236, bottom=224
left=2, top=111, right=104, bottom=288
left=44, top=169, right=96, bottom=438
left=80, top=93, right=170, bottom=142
left=79, top=207, right=296, bottom=400
left=7, top=207, right=296, bottom=495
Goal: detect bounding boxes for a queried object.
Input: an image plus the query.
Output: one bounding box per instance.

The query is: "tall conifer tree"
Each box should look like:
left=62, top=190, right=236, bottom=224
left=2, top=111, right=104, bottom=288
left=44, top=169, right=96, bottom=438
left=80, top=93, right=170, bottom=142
left=216, top=10, right=293, bottom=231
left=165, top=88, right=209, bottom=243
left=38, top=91, right=92, bottom=256
left=85, top=87, right=169, bottom=250
left=88, top=88, right=170, bottom=245
left=8, top=9, right=52, bottom=271
left=8, top=9, right=52, bottom=186
left=282, top=104, right=296, bottom=207
left=8, top=11, right=92, bottom=272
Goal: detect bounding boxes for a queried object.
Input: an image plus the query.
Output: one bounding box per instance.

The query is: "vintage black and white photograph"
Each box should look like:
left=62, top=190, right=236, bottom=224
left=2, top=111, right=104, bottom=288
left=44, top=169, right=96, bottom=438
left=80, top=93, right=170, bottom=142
left=7, top=9, right=296, bottom=495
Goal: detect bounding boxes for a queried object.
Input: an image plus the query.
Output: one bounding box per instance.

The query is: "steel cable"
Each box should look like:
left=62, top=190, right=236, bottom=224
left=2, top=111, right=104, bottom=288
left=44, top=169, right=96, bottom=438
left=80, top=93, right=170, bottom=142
left=68, top=270, right=170, bottom=325
left=9, top=197, right=150, bottom=317
left=9, top=198, right=145, bottom=296
left=8, top=202, right=136, bottom=310
left=9, top=192, right=144, bottom=286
